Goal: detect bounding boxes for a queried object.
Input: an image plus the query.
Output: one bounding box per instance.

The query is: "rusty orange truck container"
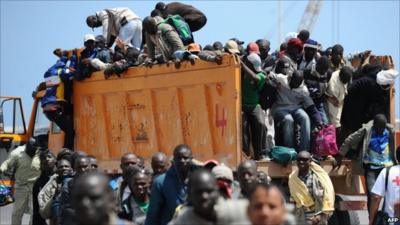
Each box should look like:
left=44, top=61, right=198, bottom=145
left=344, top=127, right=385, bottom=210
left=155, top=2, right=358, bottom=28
left=48, top=54, right=243, bottom=169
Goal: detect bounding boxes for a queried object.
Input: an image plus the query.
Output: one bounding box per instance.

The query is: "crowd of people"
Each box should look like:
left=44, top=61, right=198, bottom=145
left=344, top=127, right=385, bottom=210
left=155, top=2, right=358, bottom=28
left=1, top=139, right=400, bottom=225
left=1, top=1, right=400, bottom=225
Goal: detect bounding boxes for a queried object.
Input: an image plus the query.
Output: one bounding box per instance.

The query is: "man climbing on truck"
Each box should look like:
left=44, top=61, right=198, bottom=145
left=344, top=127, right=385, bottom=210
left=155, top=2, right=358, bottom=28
left=41, top=50, right=76, bottom=150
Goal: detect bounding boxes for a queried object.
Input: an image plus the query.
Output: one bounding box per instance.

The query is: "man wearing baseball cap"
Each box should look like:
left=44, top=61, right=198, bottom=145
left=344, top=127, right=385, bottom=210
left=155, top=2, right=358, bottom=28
left=299, top=39, right=319, bottom=71
left=283, top=38, right=303, bottom=75
left=224, top=40, right=240, bottom=54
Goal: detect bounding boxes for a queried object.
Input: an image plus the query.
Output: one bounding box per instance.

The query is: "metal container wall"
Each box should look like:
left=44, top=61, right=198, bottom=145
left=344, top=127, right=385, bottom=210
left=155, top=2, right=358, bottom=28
left=52, top=55, right=242, bottom=170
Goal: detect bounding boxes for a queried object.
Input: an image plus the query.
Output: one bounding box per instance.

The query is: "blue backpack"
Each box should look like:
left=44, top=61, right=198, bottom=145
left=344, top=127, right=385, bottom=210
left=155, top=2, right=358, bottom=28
left=0, top=180, right=14, bottom=207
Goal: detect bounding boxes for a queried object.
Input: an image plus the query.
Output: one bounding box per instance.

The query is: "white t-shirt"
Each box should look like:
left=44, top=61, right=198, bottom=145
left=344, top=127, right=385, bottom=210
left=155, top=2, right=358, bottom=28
left=371, top=165, right=400, bottom=217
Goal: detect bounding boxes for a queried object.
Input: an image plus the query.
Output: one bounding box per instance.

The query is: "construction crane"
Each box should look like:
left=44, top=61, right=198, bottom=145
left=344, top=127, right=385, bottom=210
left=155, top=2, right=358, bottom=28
left=297, top=0, right=323, bottom=33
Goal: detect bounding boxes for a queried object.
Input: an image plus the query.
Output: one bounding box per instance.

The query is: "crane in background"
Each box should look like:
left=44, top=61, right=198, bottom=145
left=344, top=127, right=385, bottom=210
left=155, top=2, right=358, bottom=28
left=297, top=0, right=323, bottom=33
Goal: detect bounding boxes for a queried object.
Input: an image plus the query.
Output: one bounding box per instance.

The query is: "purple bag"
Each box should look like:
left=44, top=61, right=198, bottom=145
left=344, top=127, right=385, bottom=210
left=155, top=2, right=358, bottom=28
left=312, top=124, right=339, bottom=157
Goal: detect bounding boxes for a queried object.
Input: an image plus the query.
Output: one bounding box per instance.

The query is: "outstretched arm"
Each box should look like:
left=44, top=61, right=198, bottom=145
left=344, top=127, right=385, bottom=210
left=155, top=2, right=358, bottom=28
left=240, top=60, right=262, bottom=83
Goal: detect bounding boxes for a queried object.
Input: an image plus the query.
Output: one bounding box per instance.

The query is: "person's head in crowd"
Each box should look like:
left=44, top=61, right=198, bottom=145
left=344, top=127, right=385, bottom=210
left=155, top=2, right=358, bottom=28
left=173, top=144, right=193, bottom=177
left=256, top=39, right=271, bottom=60
left=247, top=183, right=287, bottom=225
left=230, top=38, right=245, bottom=56
left=150, top=9, right=163, bottom=18
left=247, top=53, right=263, bottom=73
left=39, top=150, right=56, bottom=174
left=213, top=41, right=224, bottom=51
left=188, top=169, right=220, bottom=221
left=113, top=46, right=126, bottom=62
left=257, top=170, right=271, bottom=185
left=376, top=66, right=399, bottom=88
left=315, top=56, right=330, bottom=75
left=203, top=45, right=214, bottom=51
left=286, top=38, right=303, bottom=61
left=230, top=38, right=244, bottom=46
left=72, top=172, right=114, bottom=225
left=155, top=2, right=168, bottom=18
left=280, top=43, right=287, bottom=52
left=57, top=148, right=73, bottom=163
left=127, top=170, right=151, bottom=202
left=143, top=16, right=158, bottom=35
left=339, top=66, right=353, bottom=84
left=36, top=134, right=49, bottom=149
left=25, top=137, right=39, bottom=158
left=331, top=44, right=344, bottom=66
left=238, top=160, right=258, bottom=198
left=247, top=42, right=260, bottom=55
left=83, top=34, right=96, bottom=51
left=303, top=39, right=319, bottom=62
left=275, top=57, right=291, bottom=75
left=71, top=151, right=88, bottom=171
left=297, top=29, right=310, bottom=43
left=284, top=32, right=298, bottom=44
left=86, top=15, right=102, bottom=29
left=120, top=153, right=139, bottom=173
left=56, top=159, right=73, bottom=179
left=87, top=155, right=98, bottom=171
left=74, top=156, right=90, bottom=177
left=95, top=35, right=106, bottom=49
left=289, top=70, right=304, bottom=89
left=224, top=40, right=240, bottom=54
left=151, top=152, right=169, bottom=176
left=238, top=45, right=246, bottom=56
left=126, top=47, right=141, bottom=64
left=212, top=164, right=234, bottom=199
left=203, top=159, right=219, bottom=171
left=122, top=164, right=141, bottom=184
left=296, top=151, right=312, bottom=176
left=188, top=43, right=201, bottom=54
left=323, top=47, right=333, bottom=58
left=373, top=114, right=388, bottom=135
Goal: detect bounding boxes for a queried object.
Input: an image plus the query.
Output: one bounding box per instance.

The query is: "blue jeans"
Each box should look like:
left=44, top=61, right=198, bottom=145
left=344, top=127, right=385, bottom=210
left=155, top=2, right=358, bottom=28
left=273, top=108, right=311, bottom=151
left=315, top=102, right=328, bottom=124
left=119, top=19, right=142, bottom=50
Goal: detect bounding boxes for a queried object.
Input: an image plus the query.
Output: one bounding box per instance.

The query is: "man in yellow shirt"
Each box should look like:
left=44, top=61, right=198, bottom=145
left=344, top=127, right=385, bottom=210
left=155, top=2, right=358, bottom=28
left=0, top=138, right=41, bottom=225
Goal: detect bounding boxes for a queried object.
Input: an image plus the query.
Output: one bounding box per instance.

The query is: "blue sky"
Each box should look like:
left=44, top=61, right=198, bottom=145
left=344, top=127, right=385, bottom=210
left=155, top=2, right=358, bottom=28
left=1, top=0, right=399, bottom=123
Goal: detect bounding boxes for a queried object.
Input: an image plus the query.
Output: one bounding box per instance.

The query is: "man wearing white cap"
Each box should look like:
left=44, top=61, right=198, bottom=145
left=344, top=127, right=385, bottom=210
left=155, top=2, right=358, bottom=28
left=69, top=34, right=98, bottom=80
left=212, top=164, right=236, bottom=199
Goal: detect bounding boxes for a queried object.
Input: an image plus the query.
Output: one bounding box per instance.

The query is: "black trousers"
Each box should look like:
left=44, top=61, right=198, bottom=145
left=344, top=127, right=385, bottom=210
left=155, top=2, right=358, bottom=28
left=45, top=108, right=74, bottom=149
left=242, top=105, right=267, bottom=159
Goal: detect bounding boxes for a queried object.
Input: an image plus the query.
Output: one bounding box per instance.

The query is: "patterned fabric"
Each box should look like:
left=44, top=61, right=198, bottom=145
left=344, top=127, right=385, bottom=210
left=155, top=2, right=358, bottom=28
left=364, top=144, right=393, bottom=169
left=369, top=129, right=389, bottom=154
left=41, top=57, right=74, bottom=107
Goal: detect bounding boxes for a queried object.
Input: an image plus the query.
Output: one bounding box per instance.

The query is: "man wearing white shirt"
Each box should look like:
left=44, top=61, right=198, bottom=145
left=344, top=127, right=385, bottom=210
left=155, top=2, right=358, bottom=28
left=86, top=7, right=142, bottom=49
left=369, top=147, right=400, bottom=225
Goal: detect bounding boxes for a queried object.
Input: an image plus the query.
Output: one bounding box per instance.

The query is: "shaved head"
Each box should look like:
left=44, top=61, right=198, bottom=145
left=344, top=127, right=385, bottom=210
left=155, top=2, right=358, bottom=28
left=151, top=152, right=169, bottom=176
left=297, top=151, right=311, bottom=160
left=238, top=160, right=258, bottom=198
left=73, top=172, right=114, bottom=225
